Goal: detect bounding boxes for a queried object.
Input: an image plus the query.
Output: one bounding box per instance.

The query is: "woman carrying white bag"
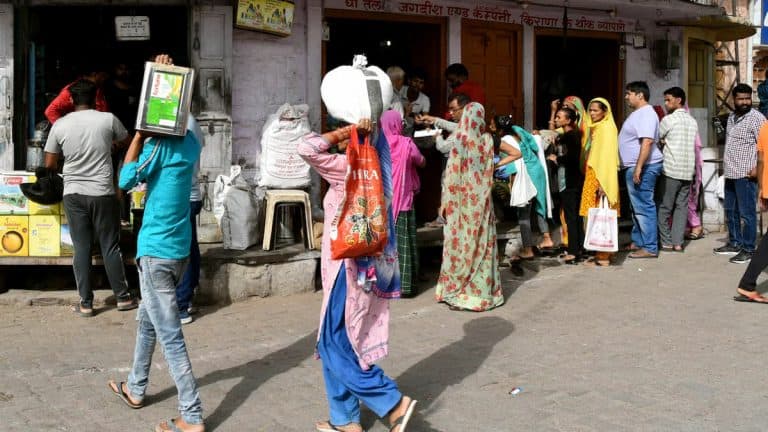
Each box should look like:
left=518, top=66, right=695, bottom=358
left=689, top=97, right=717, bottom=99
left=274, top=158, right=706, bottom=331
left=579, top=97, right=621, bottom=266
left=493, top=116, right=553, bottom=261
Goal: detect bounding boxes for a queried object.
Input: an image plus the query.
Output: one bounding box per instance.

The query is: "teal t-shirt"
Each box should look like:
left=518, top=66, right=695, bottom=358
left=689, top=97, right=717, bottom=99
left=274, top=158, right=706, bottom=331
left=119, top=131, right=201, bottom=260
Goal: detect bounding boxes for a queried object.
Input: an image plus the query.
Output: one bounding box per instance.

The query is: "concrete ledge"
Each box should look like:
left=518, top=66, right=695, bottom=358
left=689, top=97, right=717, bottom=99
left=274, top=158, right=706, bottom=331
left=198, top=243, right=319, bottom=305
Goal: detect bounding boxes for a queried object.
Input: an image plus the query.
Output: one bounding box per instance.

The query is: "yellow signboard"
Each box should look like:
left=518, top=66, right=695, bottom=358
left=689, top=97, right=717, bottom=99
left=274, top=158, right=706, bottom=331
left=236, top=0, right=295, bottom=36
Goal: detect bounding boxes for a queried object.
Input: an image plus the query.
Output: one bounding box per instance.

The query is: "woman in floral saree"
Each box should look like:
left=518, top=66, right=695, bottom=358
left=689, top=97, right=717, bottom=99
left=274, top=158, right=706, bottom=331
left=435, top=102, right=504, bottom=312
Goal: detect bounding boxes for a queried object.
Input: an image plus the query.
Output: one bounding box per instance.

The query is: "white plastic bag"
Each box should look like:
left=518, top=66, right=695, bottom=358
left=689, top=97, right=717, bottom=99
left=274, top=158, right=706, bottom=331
left=213, top=166, right=241, bottom=224
left=583, top=197, right=618, bottom=252
left=507, top=138, right=537, bottom=207
left=320, top=55, right=393, bottom=125
left=258, top=104, right=312, bottom=188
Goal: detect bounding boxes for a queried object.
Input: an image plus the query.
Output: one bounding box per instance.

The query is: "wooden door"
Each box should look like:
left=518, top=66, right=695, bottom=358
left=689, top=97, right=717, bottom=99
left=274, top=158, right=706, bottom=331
left=461, top=20, right=523, bottom=121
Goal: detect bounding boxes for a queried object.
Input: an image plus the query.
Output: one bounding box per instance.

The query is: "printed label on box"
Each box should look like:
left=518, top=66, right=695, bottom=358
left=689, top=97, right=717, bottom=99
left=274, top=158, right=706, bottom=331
left=0, top=215, right=29, bottom=256
left=60, top=213, right=74, bottom=257
left=29, top=201, right=61, bottom=215
left=0, top=173, right=34, bottom=215
left=29, top=215, right=61, bottom=257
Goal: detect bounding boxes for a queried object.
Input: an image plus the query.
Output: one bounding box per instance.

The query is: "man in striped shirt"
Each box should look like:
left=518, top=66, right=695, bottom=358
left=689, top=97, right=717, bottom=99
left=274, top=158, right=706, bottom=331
left=657, top=87, right=698, bottom=252
left=715, top=84, right=766, bottom=264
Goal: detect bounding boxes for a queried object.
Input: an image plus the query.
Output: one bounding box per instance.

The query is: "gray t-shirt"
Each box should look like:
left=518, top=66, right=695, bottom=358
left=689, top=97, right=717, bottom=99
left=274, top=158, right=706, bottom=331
left=44, top=109, right=128, bottom=196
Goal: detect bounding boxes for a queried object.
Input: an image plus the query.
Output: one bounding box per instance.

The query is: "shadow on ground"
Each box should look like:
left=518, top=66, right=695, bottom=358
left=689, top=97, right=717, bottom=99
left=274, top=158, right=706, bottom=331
left=361, top=316, right=515, bottom=431
left=149, top=332, right=316, bottom=430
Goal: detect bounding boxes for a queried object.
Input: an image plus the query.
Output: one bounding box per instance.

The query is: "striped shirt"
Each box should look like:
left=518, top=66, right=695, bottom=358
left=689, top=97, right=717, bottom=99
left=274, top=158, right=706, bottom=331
left=724, top=109, right=765, bottom=179
left=659, top=108, right=698, bottom=180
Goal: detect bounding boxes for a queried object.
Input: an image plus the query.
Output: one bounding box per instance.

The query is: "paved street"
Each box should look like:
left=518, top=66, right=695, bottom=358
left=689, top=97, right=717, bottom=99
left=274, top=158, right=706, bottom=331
left=1, top=234, right=767, bottom=431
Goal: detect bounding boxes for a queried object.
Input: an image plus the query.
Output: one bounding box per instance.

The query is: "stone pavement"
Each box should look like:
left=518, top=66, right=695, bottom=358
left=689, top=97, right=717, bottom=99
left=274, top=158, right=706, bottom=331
left=1, top=234, right=768, bottom=431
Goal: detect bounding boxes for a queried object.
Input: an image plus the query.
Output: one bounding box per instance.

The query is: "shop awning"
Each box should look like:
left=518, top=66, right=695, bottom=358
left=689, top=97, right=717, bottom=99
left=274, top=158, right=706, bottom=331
left=658, top=15, right=756, bottom=41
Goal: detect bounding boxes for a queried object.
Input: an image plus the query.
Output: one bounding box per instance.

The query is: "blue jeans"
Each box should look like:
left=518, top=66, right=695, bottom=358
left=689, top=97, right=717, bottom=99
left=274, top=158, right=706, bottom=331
left=317, top=264, right=401, bottom=426
left=724, top=177, right=758, bottom=252
left=176, top=201, right=202, bottom=313
left=128, top=256, right=203, bottom=425
left=625, top=163, right=663, bottom=254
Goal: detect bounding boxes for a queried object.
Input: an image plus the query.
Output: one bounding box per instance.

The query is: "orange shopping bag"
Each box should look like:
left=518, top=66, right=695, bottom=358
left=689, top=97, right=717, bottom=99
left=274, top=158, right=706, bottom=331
left=330, top=127, right=388, bottom=259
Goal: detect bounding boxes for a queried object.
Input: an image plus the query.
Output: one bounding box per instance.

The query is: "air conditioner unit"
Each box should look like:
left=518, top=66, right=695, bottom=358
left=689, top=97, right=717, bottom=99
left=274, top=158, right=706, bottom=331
left=653, top=40, right=681, bottom=70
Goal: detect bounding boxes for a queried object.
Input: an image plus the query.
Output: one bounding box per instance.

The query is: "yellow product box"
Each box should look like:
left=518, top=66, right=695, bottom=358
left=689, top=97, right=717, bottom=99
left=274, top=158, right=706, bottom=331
left=0, top=172, right=35, bottom=215
left=60, top=213, right=74, bottom=257
left=0, top=215, right=29, bottom=256
left=29, top=215, right=61, bottom=257
left=28, top=201, right=61, bottom=215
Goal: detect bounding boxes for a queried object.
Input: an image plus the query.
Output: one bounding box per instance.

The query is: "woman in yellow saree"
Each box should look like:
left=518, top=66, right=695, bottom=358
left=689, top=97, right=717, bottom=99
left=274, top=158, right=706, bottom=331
left=579, top=97, right=620, bottom=266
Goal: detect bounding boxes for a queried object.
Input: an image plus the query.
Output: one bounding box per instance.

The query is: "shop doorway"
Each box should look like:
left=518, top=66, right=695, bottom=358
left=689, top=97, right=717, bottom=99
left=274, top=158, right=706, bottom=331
left=461, top=20, right=523, bottom=121
left=15, top=5, right=189, bottom=144
left=534, top=32, right=623, bottom=129
left=323, top=10, right=447, bottom=223
left=323, top=11, right=446, bottom=120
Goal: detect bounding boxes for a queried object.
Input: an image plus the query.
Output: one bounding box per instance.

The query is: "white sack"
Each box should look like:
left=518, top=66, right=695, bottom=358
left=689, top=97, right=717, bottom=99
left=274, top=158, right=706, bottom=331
left=258, top=103, right=312, bottom=188
left=321, top=55, right=393, bottom=125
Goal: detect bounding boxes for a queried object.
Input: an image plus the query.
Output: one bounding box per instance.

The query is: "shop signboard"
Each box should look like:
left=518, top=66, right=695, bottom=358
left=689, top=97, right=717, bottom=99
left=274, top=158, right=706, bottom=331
left=136, top=62, right=195, bottom=137
left=115, top=16, right=150, bottom=41
left=763, top=0, right=768, bottom=45
left=236, top=0, right=295, bottom=36
left=328, top=0, right=634, bottom=32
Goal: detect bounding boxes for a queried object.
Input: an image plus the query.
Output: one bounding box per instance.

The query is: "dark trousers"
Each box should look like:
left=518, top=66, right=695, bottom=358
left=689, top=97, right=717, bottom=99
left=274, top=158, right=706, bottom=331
left=561, top=188, right=584, bottom=257
left=176, top=200, right=202, bottom=312
left=739, top=229, right=768, bottom=291
left=63, top=194, right=129, bottom=307
left=657, top=175, right=691, bottom=247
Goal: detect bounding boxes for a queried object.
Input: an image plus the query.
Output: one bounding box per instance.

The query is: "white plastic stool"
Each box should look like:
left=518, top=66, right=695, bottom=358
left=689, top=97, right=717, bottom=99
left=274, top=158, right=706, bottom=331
left=262, top=189, right=314, bottom=250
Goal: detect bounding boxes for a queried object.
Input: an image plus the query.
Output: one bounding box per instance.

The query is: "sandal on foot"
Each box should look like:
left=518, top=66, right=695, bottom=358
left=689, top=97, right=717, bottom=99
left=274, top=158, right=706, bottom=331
left=390, top=398, right=418, bottom=432
left=734, top=289, right=768, bottom=304
left=107, top=380, right=143, bottom=409
left=155, top=418, right=204, bottom=432
left=622, top=243, right=640, bottom=252
left=72, top=303, right=94, bottom=317
left=685, top=231, right=705, bottom=240
left=315, top=420, right=363, bottom=432
left=116, top=297, right=139, bottom=311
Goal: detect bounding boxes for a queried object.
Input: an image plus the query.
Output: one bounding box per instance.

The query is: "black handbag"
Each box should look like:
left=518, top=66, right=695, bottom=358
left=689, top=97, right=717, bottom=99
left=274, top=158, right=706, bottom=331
left=20, top=167, right=64, bottom=205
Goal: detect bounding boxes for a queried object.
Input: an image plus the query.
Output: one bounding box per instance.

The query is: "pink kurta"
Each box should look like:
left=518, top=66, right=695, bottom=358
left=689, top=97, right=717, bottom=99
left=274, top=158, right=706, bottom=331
left=298, top=133, right=391, bottom=370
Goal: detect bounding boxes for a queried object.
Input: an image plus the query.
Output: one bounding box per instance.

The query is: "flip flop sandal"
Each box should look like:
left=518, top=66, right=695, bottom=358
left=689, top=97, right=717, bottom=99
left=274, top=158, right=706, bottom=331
left=316, top=421, right=364, bottom=432
left=390, top=399, right=418, bottom=432
left=155, top=418, right=203, bottom=432
left=686, top=231, right=705, bottom=240
left=72, top=304, right=94, bottom=317
left=733, top=294, right=768, bottom=304
left=108, top=380, right=143, bottom=409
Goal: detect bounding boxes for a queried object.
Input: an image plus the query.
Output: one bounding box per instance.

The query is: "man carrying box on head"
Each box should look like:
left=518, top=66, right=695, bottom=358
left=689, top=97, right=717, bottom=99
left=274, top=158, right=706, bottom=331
left=44, top=79, right=137, bottom=317
left=108, top=54, right=206, bottom=432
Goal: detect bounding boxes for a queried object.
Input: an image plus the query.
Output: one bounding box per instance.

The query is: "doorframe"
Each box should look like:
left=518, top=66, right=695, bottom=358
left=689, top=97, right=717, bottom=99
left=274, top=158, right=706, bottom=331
left=532, top=28, right=625, bottom=125
left=460, top=19, right=524, bottom=121
left=321, top=9, right=448, bottom=128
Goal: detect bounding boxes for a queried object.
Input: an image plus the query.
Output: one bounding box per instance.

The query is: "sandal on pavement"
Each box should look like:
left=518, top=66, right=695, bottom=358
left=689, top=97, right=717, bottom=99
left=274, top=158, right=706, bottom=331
left=628, top=249, right=658, bottom=259
left=71, top=303, right=94, bottom=317
left=155, top=418, right=205, bottom=432
left=315, top=420, right=364, bottom=432
left=107, top=380, right=143, bottom=409
left=685, top=231, right=705, bottom=240
left=116, top=297, right=139, bottom=311
left=622, top=243, right=640, bottom=252
left=734, top=289, right=768, bottom=304
left=389, top=398, right=418, bottom=432
left=583, top=257, right=609, bottom=267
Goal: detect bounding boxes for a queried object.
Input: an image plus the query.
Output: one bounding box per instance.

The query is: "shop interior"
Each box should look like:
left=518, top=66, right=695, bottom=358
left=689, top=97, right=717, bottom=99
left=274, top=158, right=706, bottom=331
left=13, top=5, right=189, bottom=162
left=323, top=13, right=446, bottom=223
left=534, top=33, right=622, bottom=129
